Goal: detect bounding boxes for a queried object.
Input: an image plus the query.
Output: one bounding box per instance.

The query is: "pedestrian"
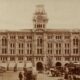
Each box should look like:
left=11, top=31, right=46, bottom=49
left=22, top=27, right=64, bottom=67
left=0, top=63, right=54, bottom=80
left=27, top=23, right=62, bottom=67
left=19, top=72, right=23, bottom=80
left=73, top=75, right=76, bottom=80
left=64, top=73, right=68, bottom=80
left=24, top=69, right=27, bottom=80
left=26, top=70, right=32, bottom=80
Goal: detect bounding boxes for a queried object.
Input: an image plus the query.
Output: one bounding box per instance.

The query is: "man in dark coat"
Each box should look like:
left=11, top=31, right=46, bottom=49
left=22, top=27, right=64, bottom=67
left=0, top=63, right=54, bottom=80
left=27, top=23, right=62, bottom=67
left=64, top=73, right=68, bottom=80
left=19, top=72, right=23, bottom=80
left=26, top=71, right=32, bottom=80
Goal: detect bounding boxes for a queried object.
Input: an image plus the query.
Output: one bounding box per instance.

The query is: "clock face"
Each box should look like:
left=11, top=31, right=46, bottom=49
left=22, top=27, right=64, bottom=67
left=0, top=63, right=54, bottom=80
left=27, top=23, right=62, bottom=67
left=37, top=16, right=43, bottom=22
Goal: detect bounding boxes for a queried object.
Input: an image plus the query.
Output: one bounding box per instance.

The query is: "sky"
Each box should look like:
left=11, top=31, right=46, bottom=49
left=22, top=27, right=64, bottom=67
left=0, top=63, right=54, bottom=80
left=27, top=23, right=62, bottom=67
left=0, top=0, right=80, bottom=30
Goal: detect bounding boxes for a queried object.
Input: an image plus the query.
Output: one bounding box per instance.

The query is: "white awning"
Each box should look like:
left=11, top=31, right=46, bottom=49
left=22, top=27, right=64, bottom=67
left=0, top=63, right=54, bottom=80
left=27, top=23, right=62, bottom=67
left=74, top=62, right=80, bottom=65
left=9, top=62, right=16, bottom=68
left=0, top=63, right=7, bottom=68
left=32, top=67, right=37, bottom=75
left=17, top=63, right=24, bottom=68
left=26, top=62, right=32, bottom=68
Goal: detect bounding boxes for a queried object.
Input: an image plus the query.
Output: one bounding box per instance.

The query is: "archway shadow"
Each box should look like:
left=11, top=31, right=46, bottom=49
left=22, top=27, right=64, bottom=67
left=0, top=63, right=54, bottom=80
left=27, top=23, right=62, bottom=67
left=36, top=62, right=43, bottom=72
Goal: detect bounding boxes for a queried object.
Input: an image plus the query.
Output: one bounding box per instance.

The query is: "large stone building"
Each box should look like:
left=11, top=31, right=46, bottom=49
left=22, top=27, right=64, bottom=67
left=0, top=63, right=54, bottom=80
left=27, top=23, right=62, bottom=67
left=0, top=5, right=80, bottom=70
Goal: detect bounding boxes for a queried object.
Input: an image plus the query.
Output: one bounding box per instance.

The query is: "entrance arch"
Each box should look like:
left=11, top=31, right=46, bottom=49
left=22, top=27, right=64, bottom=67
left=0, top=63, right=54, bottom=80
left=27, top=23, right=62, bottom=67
left=55, top=62, right=62, bottom=67
left=36, top=62, right=43, bottom=71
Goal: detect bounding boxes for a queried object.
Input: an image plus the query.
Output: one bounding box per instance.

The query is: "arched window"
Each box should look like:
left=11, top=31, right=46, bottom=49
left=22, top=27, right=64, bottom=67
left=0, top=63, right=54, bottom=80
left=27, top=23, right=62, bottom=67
left=37, top=38, right=43, bottom=47
left=2, top=38, right=7, bottom=46
left=73, top=38, right=79, bottom=46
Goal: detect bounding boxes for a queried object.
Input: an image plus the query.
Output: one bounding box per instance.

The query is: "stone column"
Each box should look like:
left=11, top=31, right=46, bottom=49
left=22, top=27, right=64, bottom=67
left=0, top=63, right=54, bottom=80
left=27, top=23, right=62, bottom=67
left=16, top=35, right=18, bottom=55
left=7, top=33, right=11, bottom=68
left=0, top=36, right=2, bottom=61
left=43, top=33, right=47, bottom=66
left=70, top=33, right=73, bottom=62
left=52, top=34, right=56, bottom=66
left=15, top=35, right=18, bottom=63
left=7, top=57, right=10, bottom=62
left=32, top=32, right=37, bottom=66
left=7, top=33, right=10, bottom=55
left=62, top=34, right=65, bottom=66
left=24, top=34, right=27, bottom=63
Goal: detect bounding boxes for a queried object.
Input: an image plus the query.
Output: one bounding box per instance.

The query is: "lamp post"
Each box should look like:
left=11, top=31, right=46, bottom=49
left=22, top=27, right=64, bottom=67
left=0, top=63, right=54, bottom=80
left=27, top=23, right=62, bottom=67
left=44, top=53, right=47, bottom=71
left=7, top=63, right=9, bottom=71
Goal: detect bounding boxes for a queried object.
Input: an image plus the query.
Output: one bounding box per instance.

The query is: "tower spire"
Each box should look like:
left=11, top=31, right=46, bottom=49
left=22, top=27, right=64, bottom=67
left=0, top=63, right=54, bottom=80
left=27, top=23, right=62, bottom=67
left=33, top=5, right=48, bottom=30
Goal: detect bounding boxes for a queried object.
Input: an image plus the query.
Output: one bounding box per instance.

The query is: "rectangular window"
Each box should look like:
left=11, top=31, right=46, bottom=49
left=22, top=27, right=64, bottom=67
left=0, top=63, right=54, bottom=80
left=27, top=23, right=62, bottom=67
left=10, top=49, right=15, bottom=54
left=40, top=49, right=42, bottom=54
left=37, top=49, right=39, bottom=54
left=10, top=36, right=16, bottom=39
left=65, top=36, right=70, bottom=39
left=2, top=48, right=7, bottom=54
left=27, top=49, right=29, bottom=54
left=19, top=44, right=20, bottom=48
left=18, top=57, right=23, bottom=60
left=27, top=36, right=32, bottom=39
left=47, top=35, right=53, bottom=39
left=56, top=35, right=62, bottom=39
left=59, top=49, right=61, bottom=54
left=65, top=43, right=69, bottom=48
left=19, top=49, right=23, bottom=54
left=18, top=36, right=24, bottom=39
left=56, top=57, right=61, bottom=61
left=73, top=48, right=78, bottom=54
left=56, top=50, right=58, bottom=54
left=48, top=43, right=52, bottom=48
left=10, top=57, right=15, bottom=61
left=22, top=50, right=23, bottom=54
left=30, top=50, right=32, bottom=54
left=59, top=43, right=61, bottom=48
left=65, top=57, right=70, bottom=61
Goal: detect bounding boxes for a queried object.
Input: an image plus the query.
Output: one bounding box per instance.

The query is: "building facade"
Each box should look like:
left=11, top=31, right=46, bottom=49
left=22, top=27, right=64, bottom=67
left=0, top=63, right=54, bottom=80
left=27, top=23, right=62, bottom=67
left=0, top=5, right=80, bottom=70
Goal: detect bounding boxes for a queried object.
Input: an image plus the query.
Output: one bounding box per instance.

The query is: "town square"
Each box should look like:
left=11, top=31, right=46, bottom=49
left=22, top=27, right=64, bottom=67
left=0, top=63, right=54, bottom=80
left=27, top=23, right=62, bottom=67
left=0, top=0, right=80, bottom=80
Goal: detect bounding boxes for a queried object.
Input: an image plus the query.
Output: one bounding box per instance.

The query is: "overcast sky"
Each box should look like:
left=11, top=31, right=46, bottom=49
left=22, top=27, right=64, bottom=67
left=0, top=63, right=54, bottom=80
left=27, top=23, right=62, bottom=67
left=0, top=0, right=80, bottom=30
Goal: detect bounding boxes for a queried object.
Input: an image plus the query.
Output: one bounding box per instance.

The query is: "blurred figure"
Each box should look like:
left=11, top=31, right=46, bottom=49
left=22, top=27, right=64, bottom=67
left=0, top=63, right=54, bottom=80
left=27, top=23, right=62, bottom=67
left=64, top=73, right=68, bottom=80
left=26, top=70, right=32, bottom=80
left=32, top=67, right=37, bottom=80
left=19, top=72, right=23, bottom=80
left=23, top=68, right=27, bottom=80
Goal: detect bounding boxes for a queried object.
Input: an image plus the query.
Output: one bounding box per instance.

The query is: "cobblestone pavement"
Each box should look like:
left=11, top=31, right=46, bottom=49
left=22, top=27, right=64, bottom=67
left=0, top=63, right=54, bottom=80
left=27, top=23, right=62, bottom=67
left=0, top=71, right=64, bottom=80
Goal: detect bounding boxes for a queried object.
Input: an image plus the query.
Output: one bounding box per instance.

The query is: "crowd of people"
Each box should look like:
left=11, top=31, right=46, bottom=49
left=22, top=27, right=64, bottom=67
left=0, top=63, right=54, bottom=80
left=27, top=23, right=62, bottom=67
left=48, top=64, right=80, bottom=80
left=63, top=66, right=80, bottom=80
left=18, top=68, right=37, bottom=80
left=56, top=65, right=80, bottom=80
left=18, top=64, right=80, bottom=80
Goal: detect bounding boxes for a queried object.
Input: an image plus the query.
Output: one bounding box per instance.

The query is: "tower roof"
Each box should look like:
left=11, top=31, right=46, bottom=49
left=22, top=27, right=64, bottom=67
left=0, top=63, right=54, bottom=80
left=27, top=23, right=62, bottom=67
left=33, top=5, right=48, bottom=30
left=35, top=5, right=46, bottom=15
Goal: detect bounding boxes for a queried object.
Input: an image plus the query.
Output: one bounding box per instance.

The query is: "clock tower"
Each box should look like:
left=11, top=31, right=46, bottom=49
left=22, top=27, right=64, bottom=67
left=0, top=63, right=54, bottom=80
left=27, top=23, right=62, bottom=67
left=33, top=5, right=48, bottom=30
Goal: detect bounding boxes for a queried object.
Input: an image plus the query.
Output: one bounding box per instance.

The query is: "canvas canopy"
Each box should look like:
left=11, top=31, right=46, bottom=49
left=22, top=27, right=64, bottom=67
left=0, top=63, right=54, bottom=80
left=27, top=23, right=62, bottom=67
left=0, top=63, right=7, bottom=68
left=9, top=62, right=16, bottom=68
left=26, top=62, right=32, bottom=68
left=17, top=63, right=24, bottom=68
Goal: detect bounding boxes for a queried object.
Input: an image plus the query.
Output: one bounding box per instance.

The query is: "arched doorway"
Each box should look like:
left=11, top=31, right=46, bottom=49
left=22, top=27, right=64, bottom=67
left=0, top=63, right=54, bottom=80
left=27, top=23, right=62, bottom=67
left=55, top=62, right=62, bottom=72
left=55, top=62, right=62, bottom=67
left=36, top=62, right=43, bottom=71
